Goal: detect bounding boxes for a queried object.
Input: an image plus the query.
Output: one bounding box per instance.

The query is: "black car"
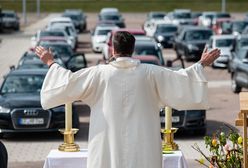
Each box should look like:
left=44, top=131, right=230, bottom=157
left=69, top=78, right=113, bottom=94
left=63, top=9, right=87, bottom=32
left=174, top=26, right=213, bottom=61
left=1, top=10, right=20, bottom=31
left=98, top=13, right=125, bottom=28
left=229, top=47, right=248, bottom=93
left=134, top=36, right=165, bottom=65
left=153, top=24, right=177, bottom=48
left=0, top=69, right=79, bottom=137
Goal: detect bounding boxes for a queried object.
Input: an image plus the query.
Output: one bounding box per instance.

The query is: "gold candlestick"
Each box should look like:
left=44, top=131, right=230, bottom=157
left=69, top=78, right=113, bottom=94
left=162, top=128, right=179, bottom=151
left=58, top=128, right=80, bottom=152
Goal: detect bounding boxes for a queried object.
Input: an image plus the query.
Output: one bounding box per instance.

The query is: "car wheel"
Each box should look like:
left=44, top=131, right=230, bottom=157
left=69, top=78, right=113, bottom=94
left=231, top=74, right=241, bottom=93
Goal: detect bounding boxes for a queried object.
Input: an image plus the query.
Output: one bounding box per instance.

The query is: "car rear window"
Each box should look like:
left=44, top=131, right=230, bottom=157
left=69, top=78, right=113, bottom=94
left=40, top=31, right=65, bottom=37
left=216, top=39, right=234, bottom=47
left=185, top=30, right=213, bottom=41
left=97, top=29, right=112, bottom=35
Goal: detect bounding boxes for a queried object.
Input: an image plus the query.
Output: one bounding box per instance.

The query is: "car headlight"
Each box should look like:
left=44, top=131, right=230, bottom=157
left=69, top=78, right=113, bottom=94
left=157, top=35, right=164, bottom=42
left=0, top=106, right=11, bottom=113
left=187, top=44, right=199, bottom=51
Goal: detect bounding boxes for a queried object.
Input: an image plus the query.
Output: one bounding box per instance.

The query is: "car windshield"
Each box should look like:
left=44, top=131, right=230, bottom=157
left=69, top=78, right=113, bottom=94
left=1, top=75, right=44, bottom=94
left=40, top=31, right=65, bottom=37
left=96, top=29, right=112, bottom=35
left=41, top=44, right=73, bottom=56
left=18, top=64, right=48, bottom=69
left=173, top=12, right=191, bottom=19
left=216, top=13, right=231, bottom=18
left=233, top=22, right=248, bottom=32
left=216, top=39, right=234, bottom=47
left=156, top=25, right=177, bottom=33
left=151, top=13, right=166, bottom=19
left=185, top=30, right=212, bottom=41
left=101, top=15, right=120, bottom=21
left=63, top=14, right=81, bottom=21
left=2, top=13, right=15, bottom=18
left=134, top=45, right=162, bottom=59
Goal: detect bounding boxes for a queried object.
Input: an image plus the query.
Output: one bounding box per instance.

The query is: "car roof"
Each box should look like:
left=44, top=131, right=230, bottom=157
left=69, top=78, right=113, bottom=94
left=39, top=41, right=70, bottom=46
left=182, top=26, right=212, bottom=31
left=2, top=10, right=15, bottom=13
left=95, top=26, right=118, bottom=30
left=100, top=8, right=119, bottom=13
left=8, top=69, right=48, bottom=76
left=174, top=9, right=191, bottom=13
left=212, top=35, right=235, bottom=39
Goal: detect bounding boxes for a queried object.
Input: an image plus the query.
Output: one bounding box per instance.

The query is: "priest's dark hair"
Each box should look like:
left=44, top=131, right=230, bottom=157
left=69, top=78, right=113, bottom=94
left=112, top=31, right=135, bottom=57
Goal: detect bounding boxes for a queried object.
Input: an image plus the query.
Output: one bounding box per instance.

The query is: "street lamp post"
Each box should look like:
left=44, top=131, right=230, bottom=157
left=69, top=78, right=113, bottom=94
left=37, top=0, right=40, bottom=17
left=22, top=0, right=27, bottom=25
left=221, top=0, right=226, bottom=13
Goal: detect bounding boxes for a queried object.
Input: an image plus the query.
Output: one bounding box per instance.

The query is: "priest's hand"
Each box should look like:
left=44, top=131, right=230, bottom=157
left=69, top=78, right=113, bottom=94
left=199, top=47, right=221, bottom=67
left=35, top=46, right=55, bottom=67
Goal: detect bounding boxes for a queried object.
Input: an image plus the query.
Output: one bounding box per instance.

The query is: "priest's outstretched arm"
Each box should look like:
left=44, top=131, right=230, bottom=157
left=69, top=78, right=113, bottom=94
left=35, top=46, right=98, bottom=109
left=154, top=47, right=220, bottom=111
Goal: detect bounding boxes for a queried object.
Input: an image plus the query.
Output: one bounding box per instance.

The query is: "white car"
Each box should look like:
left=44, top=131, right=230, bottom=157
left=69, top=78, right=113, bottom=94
left=100, top=8, right=119, bottom=15
left=48, top=17, right=74, bottom=27
left=47, top=23, right=77, bottom=49
left=91, top=26, right=118, bottom=53
left=207, top=35, right=235, bottom=68
left=144, top=19, right=172, bottom=37
left=31, top=29, right=70, bottom=48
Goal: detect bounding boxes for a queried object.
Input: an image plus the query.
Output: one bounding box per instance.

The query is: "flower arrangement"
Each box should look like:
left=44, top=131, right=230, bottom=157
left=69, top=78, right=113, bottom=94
left=192, top=125, right=243, bottom=168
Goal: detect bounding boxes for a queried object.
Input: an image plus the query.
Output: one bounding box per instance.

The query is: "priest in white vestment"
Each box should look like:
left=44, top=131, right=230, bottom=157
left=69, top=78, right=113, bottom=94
left=35, top=31, right=220, bottom=168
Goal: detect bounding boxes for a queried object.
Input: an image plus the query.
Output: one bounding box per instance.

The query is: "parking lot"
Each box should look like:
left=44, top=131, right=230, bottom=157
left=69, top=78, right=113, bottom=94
left=0, top=12, right=245, bottom=168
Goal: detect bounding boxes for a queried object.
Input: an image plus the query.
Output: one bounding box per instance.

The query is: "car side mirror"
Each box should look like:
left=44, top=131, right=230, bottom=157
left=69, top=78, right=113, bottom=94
left=66, top=53, right=87, bottom=72
left=9, top=65, right=15, bottom=70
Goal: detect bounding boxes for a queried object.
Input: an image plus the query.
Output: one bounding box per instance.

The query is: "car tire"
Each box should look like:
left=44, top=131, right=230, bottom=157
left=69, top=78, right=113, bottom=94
left=231, top=74, right=242, bottom=93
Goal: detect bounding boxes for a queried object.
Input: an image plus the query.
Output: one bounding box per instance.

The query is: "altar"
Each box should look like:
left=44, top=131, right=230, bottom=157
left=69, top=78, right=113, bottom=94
left=43, top=149, right=188, bottom=168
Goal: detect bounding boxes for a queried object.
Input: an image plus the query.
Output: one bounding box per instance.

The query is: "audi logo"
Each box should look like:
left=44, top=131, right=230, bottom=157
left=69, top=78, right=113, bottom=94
left=24, top=109, right=39, bottom=116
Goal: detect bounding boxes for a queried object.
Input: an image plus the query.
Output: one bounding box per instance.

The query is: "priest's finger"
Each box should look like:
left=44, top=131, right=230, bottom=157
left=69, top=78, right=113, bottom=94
left=203, top=46, right=208, bottom=53
left=208, top=48, right=219, bottom=55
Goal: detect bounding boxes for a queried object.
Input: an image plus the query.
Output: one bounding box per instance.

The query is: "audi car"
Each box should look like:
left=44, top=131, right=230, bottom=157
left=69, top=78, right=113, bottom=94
left=0, top=69, right=79, bottom=137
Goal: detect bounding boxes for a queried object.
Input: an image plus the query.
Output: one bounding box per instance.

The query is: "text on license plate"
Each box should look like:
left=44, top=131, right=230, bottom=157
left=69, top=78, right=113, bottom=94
left=160, top=116, right=180, bottom=123
left=19, top=118, right=44, bottom=125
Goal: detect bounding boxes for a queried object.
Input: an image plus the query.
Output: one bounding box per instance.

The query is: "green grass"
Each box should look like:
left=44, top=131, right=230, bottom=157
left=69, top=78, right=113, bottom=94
left=0, top=0, right=247, bottom=13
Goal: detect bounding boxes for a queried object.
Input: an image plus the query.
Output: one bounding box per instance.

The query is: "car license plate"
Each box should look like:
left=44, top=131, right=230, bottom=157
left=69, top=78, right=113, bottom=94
left=160, top=116, right=180, bottom=123
left=19, top=118, right=44, bottom=125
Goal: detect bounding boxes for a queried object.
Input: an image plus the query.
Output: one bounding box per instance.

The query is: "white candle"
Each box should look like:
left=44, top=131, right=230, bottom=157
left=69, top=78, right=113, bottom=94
left=165, top=106, right=172, bottom=130
left=65, top=103, right=72, bottom=131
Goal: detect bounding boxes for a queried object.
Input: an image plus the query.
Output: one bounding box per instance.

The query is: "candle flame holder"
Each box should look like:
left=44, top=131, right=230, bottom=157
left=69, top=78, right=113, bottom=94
left=161, top=128, right=179, bottom=151
left=58, top=128, right=80, bottom=152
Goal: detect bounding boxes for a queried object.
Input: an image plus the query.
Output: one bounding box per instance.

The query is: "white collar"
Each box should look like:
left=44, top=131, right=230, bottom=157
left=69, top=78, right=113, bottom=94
left=110, top=57, right=140, bottom=68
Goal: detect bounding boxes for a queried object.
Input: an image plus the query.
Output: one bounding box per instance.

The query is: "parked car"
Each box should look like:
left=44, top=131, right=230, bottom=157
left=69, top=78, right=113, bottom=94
left=143, top=20, right=172, bottom=37
left=229, top=47, right=248, bottom=93
left=198, top=12, right=230, bottom=28
left=48, top=17, right=74, bottom=28
left=31, top=30, right=71, bottom=48
left=153, top=24, right=178, bottom=48
left=191, top=12, right=202, bottom=25
left=207, top=35, right=235, bottom=68
left=0, top=67, right=89, bottom=137
left=227, top=35, right=248, bottom=72
left=1, top=10, right=20, bottom=31
left=98, top=11, right=125, bottom=28
left=146, top=12, right=166, bottom=21
left=211, top=18, right=232, bottom=35
left=230, top=20, right=248, bottom=36
left=102, top=28, right=146, bottom=60
left=47, top=23, right=77, bottom=49
left=164, top=9, right=195, bottom=26
left=91, top=26, right=118, bottom=53
left=134, top=36, right=165, bottom=65
left=174, top=26, right=213, bottom=61
left=63, top=9, right=87, bottom=32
